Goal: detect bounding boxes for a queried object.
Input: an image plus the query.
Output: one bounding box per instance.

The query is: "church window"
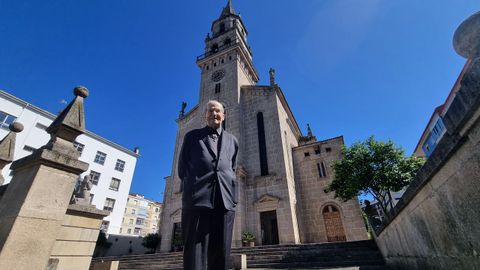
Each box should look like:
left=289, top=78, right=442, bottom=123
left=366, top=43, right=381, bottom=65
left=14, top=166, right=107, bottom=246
left=315, top=146, right=321, bottom=155
left=257, top=112, right=269, bottom=176
left=326, top=147, right=332, bottom=152
left=221, top=59, right=224, bottom=64
left=220, top=23, right=225, bottom=33
left=214, top=62, right=217, bottom=67
left=224, top=38, right=231, bottom=46
left=304, top=152, right=310, bottom=157
left=229, top=56, right=232, bottom=61
left=207, top=65, right=209, bottom=70
left=317, top=162, right=327, bottom=178
left=215, top=83, right=221, bottom=93
left=211, top=44, right=219, bottom=53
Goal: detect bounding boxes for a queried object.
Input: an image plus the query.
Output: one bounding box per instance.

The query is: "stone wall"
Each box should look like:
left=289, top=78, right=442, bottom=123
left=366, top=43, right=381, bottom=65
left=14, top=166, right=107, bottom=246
left=292, top=137, right=368, bottom=243
left=374, top=58, right=480, bottom=270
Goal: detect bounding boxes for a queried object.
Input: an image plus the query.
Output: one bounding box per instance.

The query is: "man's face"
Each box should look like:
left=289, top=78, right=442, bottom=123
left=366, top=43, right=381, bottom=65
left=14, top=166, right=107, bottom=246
left=206, top=102, right=225, bottom=129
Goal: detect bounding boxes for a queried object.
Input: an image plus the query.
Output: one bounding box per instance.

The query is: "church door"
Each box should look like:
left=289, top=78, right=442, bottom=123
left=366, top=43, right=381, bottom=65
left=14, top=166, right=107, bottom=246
left=260, top=210, right=279, bottom=245
left=171, top=222, right=183, bottom=252
left=322, top=205, right=346, bottom=242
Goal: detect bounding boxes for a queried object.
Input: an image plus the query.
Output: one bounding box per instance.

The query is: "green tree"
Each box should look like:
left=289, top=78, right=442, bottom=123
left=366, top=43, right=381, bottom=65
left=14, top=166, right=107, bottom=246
left=142, top=233, right=161, bottom=253
left=327, top=136, right=424, bottom=219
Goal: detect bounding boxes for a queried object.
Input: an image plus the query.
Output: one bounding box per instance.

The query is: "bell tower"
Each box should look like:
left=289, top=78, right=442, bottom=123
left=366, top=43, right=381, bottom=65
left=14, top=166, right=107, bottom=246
left=196, top=0, right=259, bottom=109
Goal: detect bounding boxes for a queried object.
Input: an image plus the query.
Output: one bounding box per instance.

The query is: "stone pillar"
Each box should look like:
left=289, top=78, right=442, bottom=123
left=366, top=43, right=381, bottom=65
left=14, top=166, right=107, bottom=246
left=50, top=204, right=109, bottom=270
left=0, top=87, right=90, bottom=270
left=0, top=122, right=23, bottom=186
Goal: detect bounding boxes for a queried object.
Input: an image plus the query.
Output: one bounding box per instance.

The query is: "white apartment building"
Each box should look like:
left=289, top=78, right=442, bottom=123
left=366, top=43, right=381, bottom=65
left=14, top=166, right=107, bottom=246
left=0, top=90, right=139, bottom=234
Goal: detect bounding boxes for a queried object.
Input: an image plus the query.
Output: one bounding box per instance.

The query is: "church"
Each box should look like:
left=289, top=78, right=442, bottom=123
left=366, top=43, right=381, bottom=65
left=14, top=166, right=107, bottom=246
left=159, top=0, right=367, bottom=252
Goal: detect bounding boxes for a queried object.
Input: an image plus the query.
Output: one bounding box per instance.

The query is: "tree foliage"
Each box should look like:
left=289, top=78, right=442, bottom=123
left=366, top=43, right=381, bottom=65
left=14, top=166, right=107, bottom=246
left=327, top=136, right=424, bottom=218
left=142, top=233, right=161, bottom=253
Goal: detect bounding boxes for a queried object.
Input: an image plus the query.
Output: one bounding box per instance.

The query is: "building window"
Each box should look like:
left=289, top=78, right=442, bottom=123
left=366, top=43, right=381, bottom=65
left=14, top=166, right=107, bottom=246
left=134, top=228, right=141, bottom=235
left=304, top=152, right=310, bottom=157
left=314, top=146, right=321, bottom=155
left=101, top=221, right=110, bottom=232
left=94, top=151, right=107, bottom=165
left=224, top=37, right=231, bottom=46
left=211, top=44, right=219, bottom=53
left=109, top=178, right=121, bottom=191
left=257, top=112, right=269, bottom=176
left=89, top=171, right=101, bottom=185
left=215, top=83, right=221, bottom=94
left=136, top=218, right=144, bottom=225
left=129, top=219, right=134, bottom=225
left=325, top=147, right=332, bottom=152
left=35, top=122, right=47, bottom=130
left=127, top=228, right=132, bottom=234
left=23, top=145, right=36, bottom=153
left=0, top=111, right=16, bottom=130
left=219, top=23, right=225, bottom=33
left=131, top=209, right=136, bottom=215
left=115, top=159, right=126, bottom=172
left=317, top=162, right=327, bottom=178
left=103, top=198, right=115, bottom=212
left=73, top=141, right=85, bottom=155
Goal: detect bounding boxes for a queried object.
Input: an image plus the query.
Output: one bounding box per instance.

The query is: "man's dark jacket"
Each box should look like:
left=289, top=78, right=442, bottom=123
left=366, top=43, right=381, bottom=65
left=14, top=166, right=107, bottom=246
left=178, top=126, right=239, bottom=211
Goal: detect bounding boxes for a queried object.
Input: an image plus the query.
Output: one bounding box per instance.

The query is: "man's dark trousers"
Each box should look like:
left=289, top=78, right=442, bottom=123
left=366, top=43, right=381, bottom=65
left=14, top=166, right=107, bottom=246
left=182, top=187, right=235, bottom=270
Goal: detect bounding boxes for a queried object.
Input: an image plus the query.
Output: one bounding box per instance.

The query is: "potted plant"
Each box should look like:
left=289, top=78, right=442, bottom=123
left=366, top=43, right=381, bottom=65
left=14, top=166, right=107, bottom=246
left=172, top=237, right=183, bottom=252
left=242, top=231, right=256, bottom=247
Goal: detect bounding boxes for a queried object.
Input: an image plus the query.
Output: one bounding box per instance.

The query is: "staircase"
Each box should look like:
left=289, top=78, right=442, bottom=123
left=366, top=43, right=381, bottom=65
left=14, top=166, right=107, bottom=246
left=90, top=240, right=386, bottom=270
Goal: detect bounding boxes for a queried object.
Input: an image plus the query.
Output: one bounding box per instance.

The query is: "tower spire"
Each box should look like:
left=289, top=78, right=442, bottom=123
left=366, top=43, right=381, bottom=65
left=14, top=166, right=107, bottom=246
left=221, top=0, right=235, bottom=17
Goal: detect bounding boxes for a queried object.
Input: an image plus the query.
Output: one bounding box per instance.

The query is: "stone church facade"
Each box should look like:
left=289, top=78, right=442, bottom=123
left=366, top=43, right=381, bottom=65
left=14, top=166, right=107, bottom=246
left=159, top=1, right=367, bottom=252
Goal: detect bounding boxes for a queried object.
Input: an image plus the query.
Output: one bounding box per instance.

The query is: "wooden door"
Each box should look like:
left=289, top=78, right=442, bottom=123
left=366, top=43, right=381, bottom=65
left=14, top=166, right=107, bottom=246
left=323, top=205, right=346, bottom=242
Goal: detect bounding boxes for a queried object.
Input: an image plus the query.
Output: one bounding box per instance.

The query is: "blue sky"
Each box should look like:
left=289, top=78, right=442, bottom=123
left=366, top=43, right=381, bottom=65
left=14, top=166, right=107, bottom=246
left=1, top=1, right=477, bottom=202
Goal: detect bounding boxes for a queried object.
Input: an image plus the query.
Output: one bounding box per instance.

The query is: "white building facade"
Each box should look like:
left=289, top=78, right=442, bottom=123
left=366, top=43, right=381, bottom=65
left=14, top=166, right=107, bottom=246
left=0, top=90, right=139, bottom=234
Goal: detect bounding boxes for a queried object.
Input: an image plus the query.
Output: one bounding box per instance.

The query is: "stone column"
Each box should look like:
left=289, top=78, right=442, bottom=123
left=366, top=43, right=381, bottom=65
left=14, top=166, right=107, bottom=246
left=0, top=87, right=90, bottom=270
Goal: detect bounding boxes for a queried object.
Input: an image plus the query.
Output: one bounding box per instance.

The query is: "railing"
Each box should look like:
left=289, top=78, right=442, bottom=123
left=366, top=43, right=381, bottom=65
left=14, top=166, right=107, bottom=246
left=196, top=36, right=253, bottom=61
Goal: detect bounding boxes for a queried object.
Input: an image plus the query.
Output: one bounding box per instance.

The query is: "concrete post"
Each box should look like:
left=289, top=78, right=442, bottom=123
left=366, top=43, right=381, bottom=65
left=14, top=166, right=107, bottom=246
left=0, top=86, right=90, bottom=270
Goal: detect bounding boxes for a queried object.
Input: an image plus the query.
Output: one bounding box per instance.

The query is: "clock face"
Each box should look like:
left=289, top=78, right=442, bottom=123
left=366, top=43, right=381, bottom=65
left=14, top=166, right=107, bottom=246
left=211, top=69, right=225, bottom=82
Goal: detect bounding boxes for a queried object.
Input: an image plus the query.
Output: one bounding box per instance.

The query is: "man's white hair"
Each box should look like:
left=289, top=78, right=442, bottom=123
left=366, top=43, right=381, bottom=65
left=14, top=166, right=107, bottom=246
left=205, top=100, right=225, bottom=113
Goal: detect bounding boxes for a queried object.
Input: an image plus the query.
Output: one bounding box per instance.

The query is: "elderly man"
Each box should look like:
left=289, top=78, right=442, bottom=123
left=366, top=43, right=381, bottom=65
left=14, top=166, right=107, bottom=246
left=178, top=100, right=239, bottom=270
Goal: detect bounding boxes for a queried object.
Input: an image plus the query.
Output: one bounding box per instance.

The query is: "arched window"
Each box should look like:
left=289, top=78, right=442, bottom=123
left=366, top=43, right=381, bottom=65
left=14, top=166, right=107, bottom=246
left=224, top=38, right=231, bottom=46
left=322, top=205, right=339, bottom=213
left=257, top=112, right=269, bottom=176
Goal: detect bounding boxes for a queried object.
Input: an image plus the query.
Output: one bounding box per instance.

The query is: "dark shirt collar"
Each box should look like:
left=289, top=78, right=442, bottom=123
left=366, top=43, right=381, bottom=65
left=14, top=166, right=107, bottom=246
left=206, top=126, right=222, bottom=136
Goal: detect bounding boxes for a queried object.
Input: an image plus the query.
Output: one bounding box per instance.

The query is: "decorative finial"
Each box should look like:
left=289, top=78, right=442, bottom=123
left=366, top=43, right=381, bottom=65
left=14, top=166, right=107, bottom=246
left=44, top=85, right=88, bottom=153
left=269, top=68, right=276, bottom=86
left=453, top=11, right=480, bottom=59
left=74, top=86, right=89, bottom=98
left=9, top=122, right=24, bottom=133
left=0, top=122, right=24, bottom=185
left=307, top=124, right=313, bottom=137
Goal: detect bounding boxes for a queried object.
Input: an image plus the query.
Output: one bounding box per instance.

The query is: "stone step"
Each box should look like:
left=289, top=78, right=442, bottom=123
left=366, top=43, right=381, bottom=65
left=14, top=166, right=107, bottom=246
left=90, top=240, right=385, bottom=270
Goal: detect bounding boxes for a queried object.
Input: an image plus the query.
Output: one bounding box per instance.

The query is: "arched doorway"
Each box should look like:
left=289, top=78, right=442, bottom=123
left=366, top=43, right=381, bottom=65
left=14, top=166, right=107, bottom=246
left=322, top=205, right=346, bottom=242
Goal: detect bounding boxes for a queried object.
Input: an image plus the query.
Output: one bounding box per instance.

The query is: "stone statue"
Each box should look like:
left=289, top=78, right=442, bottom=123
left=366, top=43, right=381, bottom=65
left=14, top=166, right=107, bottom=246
left=71, top=175, right=93, bottom=205
left=179, top=101, right=187, bottom=118
left=269, top=68, right=276, bottom=86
